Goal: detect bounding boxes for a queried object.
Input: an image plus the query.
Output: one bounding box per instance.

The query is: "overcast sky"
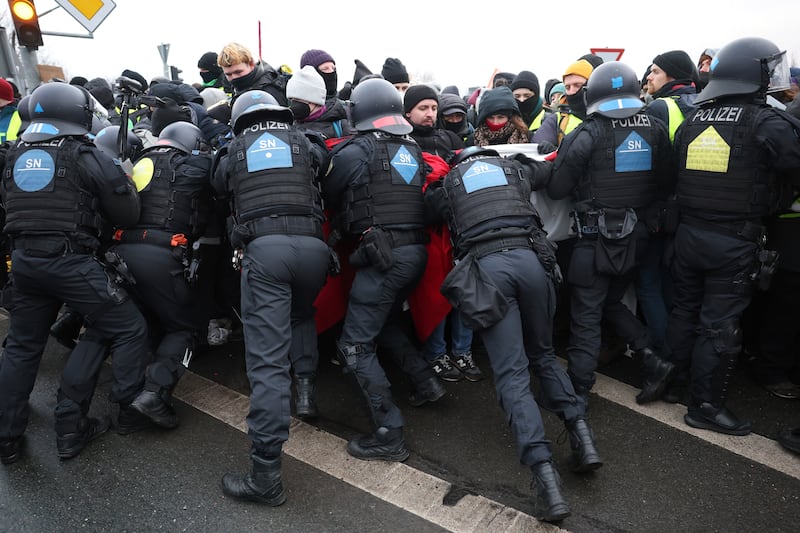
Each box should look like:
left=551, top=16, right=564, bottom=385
left=6, top=0, right=799, bottom=95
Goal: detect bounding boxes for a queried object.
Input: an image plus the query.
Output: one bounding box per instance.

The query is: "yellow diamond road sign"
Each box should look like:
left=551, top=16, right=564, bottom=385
left=55, top=0, right=116, bottom=33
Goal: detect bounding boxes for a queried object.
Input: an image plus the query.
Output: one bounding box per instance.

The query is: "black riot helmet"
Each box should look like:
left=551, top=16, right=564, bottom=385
left=449, top=146, right=500, bottom=167
left=230, top=90, right=293, bottom=134
left=17, top=95, right=31, bottom=132
left=695, top=37, right=790, bottom=105
left=93, top=125, right=144, bottom=161
left=585, top=61, right=644, bottom=119
left=22, top=82, right=95, bottom=142
left=349, top=77, right=412, bottom=135
left=154, top=121, right=207, bottom=154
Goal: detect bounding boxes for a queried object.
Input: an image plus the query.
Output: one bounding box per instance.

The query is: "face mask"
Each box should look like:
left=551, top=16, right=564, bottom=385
left=444, top=120, right=464, bottom=134
left=486, top=119, right=507, bottom=132
left=566, top=90, right=587, bottom=119
left=289, top=101, right=311, bottom=121
left=231, top=68, right=259, bottom=92
left=319, top=70, right=338, bottom=99
left=200, top=71, right=218, bottom=84
left=516, top=96, right=538, bottom=116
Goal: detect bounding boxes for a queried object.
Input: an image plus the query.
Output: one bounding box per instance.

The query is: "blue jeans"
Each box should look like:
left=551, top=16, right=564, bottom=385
left=636, top=235, right=673, bottom=352
left=423, top=310, right=474, bottom=361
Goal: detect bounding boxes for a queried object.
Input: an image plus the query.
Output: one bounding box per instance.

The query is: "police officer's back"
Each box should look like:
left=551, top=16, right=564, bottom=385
left=213, top=90, right=331, bottom=506
left=0, top=82, right=161, bottom=464
left=323, top=78, right=441, bottom=462
left=424, top=146, right=601, bottom=523
left=548, top=61, right=676, bottom=407
left=110, top=121, right=214, bottom=431
left=661, top=37, right=800, bottom=435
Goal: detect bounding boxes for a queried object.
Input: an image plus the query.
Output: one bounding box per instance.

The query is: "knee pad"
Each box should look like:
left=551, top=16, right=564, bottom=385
left=707, top=318, right=742, bottom=356
left=335, top=341, right=374, bottom=371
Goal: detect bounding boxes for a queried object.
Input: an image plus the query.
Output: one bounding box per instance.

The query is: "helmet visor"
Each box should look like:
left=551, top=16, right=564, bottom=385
left=766, top=50, right=790, bottom=93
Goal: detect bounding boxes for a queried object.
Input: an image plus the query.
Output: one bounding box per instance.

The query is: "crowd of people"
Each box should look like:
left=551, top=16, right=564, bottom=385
left=0, top=36, right=798, bottom=524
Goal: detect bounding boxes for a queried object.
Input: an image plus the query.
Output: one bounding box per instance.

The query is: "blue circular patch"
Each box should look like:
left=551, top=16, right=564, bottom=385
left=13, top=149, right=55, bottom=192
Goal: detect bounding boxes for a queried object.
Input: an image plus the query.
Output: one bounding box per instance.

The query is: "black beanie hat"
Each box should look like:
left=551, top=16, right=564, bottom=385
left=197, top=52, right=219, bottom=70
left=69, top=76, right=88, bottom=87
left=381, top=58, right=409, bottom=84
left=477, top=87, right=520, bottom=125
left=85, top=77, right=115, bottom=109
left=579, top=53, right=605, bottom=69
left=510, top=70, right=540, bottom=95
left=403, top=84, right=438, bottom=113
left=652, top=50, right=696, bottom=81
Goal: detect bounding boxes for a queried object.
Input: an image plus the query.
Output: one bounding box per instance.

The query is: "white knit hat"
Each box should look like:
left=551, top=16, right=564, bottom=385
left=286, top=65, right=326, bottom=106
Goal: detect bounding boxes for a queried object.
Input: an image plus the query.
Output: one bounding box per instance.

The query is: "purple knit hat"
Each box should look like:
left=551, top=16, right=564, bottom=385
left=300, top=49, right=335, bottom=69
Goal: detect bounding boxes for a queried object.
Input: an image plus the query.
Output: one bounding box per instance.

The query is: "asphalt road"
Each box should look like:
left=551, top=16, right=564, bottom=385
left=1, top=310, right=798, bottom=533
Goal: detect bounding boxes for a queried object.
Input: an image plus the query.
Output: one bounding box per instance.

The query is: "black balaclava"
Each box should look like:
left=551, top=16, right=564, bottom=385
left=516, top=96, right=539, bottom=118
left=230, top=64, right=262, bottom=92
left=566, top=90, right=587, bottom=119
left=318, top=70, right=338, bottom=99
left=200, top=70, right=219, bottom=84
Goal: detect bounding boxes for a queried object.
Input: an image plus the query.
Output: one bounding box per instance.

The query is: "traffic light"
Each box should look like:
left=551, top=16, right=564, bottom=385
left=170, top=65, right=183, bottom=82
left=8, top=0, right=43, bottom=49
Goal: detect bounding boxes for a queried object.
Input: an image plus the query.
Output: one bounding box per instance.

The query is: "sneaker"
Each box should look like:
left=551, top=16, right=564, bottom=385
left=430, top=355, right=463, bottom=382
left=451, top=351, right=484, bottom=382
left=764, top=382, right=800, bottom=400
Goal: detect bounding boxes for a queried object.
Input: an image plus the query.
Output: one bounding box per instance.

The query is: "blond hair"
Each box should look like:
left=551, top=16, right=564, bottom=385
left=218, top=42, right=255, bottom=68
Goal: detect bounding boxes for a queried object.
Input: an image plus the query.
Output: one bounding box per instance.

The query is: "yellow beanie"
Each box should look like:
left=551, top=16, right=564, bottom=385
left=563, top=59, right=594, bottom=81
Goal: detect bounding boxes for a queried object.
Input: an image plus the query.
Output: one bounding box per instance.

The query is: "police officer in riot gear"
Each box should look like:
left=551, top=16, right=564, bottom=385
left=656, top=37, right=800, bottom=435
left=110, top=121, right=214, bottom=432
left=323, top=78, right=442, bottom=462
left=0, top=82, right=161, bottom=463
left=214, top=90, right=330, bottom=505
left=547, top=62, right=676, bottom=407
left=425, top=145, right=602, bottom=522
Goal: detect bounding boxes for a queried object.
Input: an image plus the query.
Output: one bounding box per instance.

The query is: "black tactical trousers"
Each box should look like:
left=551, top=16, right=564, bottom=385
left=565, top=238, right=650, bottom=394
left=0, top=250, right=148, bottom=439
left=666, top=224, right=757, bottom=409
left=114, top=242, right=202, bottom=390
left=477, top=248, right=583, bottom=466
left=338, top=244, right=427, bottom=430
left=238, top=235, right=330, bottom=456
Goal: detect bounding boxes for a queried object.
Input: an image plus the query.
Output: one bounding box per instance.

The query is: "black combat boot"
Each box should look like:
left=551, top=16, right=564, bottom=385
left=347, top=427, right=410, bottom=462
left=408, top=376, right=446, bottom=407
left=130, top=388, right=178, bottom=429
left=636, top=348, right=676, bottom=404
left=662, top=373, right=688, bottom=404
left=684, top=403, right=751, bottom=436
left=221, top=453, right=286, bottom=506
left=116, top=403, right=154, bottom=435
left=295, top=376, right=318, bottom=420
left=56, top=417, right=110, bottom=460
left=565, top=418, right=603, bottom=472
left=49, top=310, right=84, bottom=349
left=531, top=460, right=571, bottom=523
left=0, top=436, right=23, bottom=465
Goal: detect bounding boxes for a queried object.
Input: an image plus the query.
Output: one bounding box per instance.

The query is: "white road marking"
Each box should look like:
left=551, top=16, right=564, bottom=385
left=174, top=371, right=569, bottom=533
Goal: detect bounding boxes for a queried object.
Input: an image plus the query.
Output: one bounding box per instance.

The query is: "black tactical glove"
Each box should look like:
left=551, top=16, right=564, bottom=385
left=537, top=140, right=558, bottom=154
